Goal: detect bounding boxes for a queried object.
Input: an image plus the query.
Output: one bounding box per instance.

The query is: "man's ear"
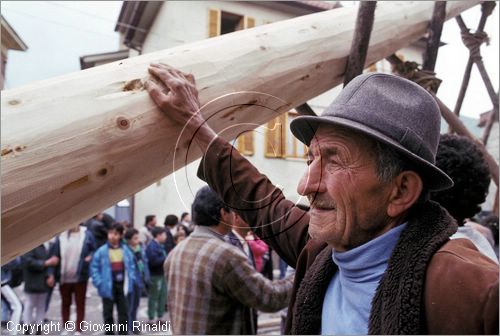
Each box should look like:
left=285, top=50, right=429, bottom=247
left=387, top=171, right=423, bottom=218
left=220, top=208, right=232, bottom=224
left=220, top=208, right=228, bottom=221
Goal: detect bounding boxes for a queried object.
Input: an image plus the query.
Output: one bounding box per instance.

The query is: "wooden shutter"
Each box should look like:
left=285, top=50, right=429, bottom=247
left=265, top=114, right=286, bottom=158
left=237, top=131, right=254, bottom=156
left=208, top=9, right=221, bottom=37
left=244, top=16, right=255, bottom=29
left=243, top=132, right=254, bottom=155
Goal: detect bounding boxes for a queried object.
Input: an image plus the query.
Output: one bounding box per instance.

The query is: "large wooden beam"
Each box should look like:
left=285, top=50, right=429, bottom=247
left=1, top=1, right=480, bottom=263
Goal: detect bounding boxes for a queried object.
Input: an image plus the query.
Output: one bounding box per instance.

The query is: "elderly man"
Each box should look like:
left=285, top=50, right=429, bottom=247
left=146, top=64, right=498, bottom=334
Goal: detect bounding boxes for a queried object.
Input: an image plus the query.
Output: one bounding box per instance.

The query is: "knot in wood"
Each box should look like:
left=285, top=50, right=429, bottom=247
left=117, top=117, right=130, bottom=130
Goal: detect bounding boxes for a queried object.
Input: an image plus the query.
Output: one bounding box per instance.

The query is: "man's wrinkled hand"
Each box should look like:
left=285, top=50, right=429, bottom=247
left=145, top=63, right=203, bottom=128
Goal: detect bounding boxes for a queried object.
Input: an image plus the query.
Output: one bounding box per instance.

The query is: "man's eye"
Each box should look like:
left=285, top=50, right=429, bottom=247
left=306, top=159, right=313, bottom=166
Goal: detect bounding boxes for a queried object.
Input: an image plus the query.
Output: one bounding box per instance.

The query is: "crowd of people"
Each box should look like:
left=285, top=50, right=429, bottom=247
left=1, top=206, right=283, bottom=335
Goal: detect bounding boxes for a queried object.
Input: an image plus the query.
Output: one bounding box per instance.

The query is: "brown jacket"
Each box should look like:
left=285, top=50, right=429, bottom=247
left=198, top=137, right=499, bottom=334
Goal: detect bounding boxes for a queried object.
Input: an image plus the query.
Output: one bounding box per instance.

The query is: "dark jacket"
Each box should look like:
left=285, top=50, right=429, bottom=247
left=146, top=239, right=167, bottom=276
left=86, top=218, right=107, bottom=249
left=225, top=230, right=256, bottom=269
left=22, top=245, right=50, bottom=293
left=164, top=229, right=176, bottom=255
left=50, top=227, right=96, bottom=283
left=198, top=137, right=499, bottom=335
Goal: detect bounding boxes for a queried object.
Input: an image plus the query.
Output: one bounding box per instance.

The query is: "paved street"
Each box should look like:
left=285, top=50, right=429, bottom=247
left=3, top=281, right=282, bottom=335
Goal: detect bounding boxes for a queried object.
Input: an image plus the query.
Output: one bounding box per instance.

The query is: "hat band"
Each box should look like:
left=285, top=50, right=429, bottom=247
left=399, top=127, right=434, bottom=163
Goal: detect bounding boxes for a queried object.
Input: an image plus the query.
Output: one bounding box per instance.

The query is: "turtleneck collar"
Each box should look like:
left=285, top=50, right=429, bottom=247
left=332, top=223, right=407, bottom=282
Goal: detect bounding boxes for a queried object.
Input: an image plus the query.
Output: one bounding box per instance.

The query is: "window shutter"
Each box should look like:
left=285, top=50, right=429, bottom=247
left=208, top=9, right=221, bottom=37
left=237, top=131, right=254, bottom=156
left=243, top=132, right=254, bottom=155
left=265, top=114, right=286, bottom=158
left=244, top=16, right=255, bottom=29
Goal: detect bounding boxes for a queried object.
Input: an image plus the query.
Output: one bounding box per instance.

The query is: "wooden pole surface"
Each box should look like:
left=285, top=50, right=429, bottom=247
left=0, top=1, right=480, bottom=263
left=422, top=1, right=446, bottom=72
left=434, top=95, right=499, bottom=188
left=343, top=1, right=377, bottom=86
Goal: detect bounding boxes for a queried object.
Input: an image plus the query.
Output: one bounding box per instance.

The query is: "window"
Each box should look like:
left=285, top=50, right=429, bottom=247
left=221, top=11, right=244, bottom=34
left=236, top=130, right=255, bottom=156
left=208, top=9, right=255, bottom=37
left=265, top=113, right=286, bottom=158
left=264, top=112, right=307, bottom=159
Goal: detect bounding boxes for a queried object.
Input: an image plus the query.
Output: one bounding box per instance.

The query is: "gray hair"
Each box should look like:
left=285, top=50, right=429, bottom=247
left=371, top=139, right=429, bottom=203
left=372, top=140, right=410, bottom=183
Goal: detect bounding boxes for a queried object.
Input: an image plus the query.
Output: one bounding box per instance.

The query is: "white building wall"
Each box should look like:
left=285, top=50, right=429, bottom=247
left=142, top=1, right=296, bottom=53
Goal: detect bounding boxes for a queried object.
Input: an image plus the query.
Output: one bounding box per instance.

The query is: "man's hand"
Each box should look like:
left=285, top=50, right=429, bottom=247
left=145, top=63, right=217, bottom=153
left=146, top=63, right=202, bottom=127
left=46, top=275, right=55, bottom=288
left=84, top=255, right=92, bottom=263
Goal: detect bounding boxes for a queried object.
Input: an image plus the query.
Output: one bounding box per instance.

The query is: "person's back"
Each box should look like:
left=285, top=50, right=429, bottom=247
left=145, top=227, right=167, bottom=324
left=165, top=226, right=290, bottom=334
left=165, top=186, right=292, bottom=335
left=86, top=214, right=107, bottom=249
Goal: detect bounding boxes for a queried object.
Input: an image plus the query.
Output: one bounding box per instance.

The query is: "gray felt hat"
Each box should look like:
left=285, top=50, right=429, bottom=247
left=290, top=72, right=453, bottom=191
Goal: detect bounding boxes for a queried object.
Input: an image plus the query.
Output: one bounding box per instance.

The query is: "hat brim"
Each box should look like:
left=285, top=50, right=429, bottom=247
left=290, top=115, right=453, bottom=192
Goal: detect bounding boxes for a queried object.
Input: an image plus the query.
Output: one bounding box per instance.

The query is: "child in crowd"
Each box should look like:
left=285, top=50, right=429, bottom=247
left=90, top=223, right=137, bottom=335
left=145, top=227, right=167, bottom=323
left=124, top=228, right=150, bottom=334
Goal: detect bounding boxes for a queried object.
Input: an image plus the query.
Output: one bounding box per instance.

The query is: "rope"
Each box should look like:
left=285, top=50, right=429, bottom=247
left=461, top=30, right=489, bottom=61
left=393, top=61, right=442, bottom=94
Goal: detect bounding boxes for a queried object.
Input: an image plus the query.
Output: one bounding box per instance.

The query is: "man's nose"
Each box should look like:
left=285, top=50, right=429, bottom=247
left=297, top=161, right=326, bottom=196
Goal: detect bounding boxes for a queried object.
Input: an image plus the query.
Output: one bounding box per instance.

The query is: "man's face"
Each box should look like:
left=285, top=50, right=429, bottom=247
left=108, top=229, right=122, bottom=247
left=184, top=214, right=191, bottom=223
left=150, top=216, right=157, bottom=227
left=220, top=209, right=235, bottom=235
left=234, top=214, right=251, bottom=235
left=297, top=126, right=394, bottom=251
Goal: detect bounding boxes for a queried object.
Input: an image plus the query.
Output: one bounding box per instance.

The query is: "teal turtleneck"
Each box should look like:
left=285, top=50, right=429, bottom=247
left=321, top=223, right=407, bottom=335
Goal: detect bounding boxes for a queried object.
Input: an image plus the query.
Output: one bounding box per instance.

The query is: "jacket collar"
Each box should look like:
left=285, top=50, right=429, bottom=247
left=192, top=226, right=226, bottom=242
